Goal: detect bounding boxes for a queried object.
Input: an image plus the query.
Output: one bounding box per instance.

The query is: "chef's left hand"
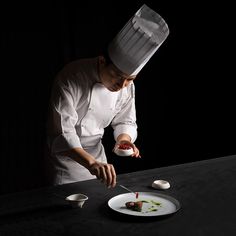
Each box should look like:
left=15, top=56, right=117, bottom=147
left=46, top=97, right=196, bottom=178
left=113, top=140, right=141, bottom=158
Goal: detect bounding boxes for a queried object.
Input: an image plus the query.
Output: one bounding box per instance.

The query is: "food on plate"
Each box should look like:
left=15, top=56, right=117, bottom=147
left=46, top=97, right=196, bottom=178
left=125, top=201, right=143, bottom=212
left=125, top=199, right=162, bottom=213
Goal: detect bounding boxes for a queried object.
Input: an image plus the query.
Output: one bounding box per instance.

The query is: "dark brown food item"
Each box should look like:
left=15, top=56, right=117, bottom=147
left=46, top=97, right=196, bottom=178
left=125, top=201, right=143, bottom=212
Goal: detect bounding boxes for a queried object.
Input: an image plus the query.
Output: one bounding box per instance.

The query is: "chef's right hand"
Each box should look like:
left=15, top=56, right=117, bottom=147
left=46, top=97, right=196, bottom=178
left=88, top=161, right=116, bottom=188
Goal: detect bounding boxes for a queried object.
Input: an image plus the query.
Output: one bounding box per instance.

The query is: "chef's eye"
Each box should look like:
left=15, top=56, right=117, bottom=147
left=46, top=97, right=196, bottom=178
left=114, top=72, right=123, bottom=79
left=117, top=75, right=124, bottom=80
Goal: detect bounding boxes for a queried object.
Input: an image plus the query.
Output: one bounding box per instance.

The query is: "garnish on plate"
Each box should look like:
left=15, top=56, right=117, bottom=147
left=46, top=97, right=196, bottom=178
left=125, top=199, right=162, bottom=213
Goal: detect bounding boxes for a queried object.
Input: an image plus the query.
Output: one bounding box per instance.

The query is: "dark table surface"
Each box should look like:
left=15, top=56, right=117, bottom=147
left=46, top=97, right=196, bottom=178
left=0, top=155, right=236, bottom=236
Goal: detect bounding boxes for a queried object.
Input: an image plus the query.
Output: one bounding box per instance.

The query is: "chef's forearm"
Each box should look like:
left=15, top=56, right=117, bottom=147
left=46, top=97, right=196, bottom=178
left=58, top=147, right=96, bottom=169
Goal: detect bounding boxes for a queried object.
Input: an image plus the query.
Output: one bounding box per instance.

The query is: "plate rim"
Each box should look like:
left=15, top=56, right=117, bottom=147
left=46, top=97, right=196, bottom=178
left=108, top=191, right=181, bottom=217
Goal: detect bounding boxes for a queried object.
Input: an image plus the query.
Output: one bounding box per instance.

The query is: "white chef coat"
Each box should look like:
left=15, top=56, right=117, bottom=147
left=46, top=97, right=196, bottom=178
left=46, top=57, right=137, bottom=185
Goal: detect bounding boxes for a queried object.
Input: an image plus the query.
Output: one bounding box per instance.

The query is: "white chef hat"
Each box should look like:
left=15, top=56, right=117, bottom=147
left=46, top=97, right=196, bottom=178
left=108, top=4, right=169, bottom=76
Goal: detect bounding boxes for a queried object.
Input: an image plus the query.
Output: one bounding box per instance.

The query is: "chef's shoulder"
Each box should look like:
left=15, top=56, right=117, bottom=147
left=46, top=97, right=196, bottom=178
left=55, top=57, right=98, bottom=86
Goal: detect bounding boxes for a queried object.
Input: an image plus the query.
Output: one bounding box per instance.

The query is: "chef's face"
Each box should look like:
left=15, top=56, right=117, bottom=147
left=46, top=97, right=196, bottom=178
left=98, top=57, right=136, bottom=92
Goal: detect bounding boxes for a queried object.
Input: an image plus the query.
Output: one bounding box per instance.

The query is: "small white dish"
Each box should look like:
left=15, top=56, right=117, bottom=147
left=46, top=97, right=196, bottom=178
left=152, top=180, right=170, bottom=190
left=65, top=193, right=88, bottom=208
left=114, top=145, right=134, bottom=156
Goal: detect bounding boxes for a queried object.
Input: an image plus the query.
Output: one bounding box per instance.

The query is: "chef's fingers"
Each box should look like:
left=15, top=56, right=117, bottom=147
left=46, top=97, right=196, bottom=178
left=109, top=164, right=117, bottom=188
left=100, top=166, right=108, bottom=184
left=131, top=145, right=141, bottom=158
left=90, top=162, right=116, bottom=187
left=89, top=162, right=103, bottom=180
left=101, top=164, right=114, bottom=187
left=103, top=164, right=112, bottom=187
left=103, top=164, right=116, bottom=188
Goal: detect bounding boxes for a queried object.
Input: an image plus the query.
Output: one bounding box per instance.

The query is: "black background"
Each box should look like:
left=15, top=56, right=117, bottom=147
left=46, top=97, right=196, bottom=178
left=1, top=1, right=235, bottom=194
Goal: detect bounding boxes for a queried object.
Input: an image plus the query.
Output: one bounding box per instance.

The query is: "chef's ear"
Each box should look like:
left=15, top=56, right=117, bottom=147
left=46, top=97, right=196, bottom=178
left=98, top=56, right=106, bottom=66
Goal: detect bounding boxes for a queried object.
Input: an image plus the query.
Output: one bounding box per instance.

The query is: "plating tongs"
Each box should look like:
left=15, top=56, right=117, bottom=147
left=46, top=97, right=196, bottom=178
left=119, top=184, right=139, bottom=198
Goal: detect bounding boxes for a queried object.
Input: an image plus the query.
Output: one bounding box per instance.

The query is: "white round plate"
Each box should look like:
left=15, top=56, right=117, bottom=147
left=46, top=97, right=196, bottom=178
left=108, top=192, right=180, bottom=217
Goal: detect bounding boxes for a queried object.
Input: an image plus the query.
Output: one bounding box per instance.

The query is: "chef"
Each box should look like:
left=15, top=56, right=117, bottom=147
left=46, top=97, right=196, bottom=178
left=45, top=4, right=169, bottom=188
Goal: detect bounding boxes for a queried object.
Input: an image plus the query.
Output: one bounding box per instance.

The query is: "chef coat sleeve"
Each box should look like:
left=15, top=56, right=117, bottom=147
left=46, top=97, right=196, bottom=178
left=47, top=79, right=82, bottom=155
left=111, top=83, right=138, bottom=143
